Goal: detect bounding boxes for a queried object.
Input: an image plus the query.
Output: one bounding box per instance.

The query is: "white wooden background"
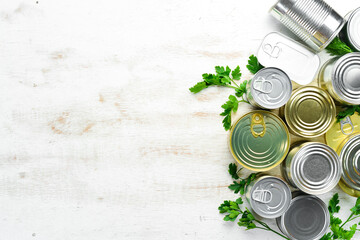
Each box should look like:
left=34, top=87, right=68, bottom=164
left=0, top=0, right=359, bottom=239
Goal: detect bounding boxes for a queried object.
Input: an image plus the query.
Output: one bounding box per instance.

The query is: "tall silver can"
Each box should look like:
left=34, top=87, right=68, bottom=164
left=318, top=52, right=360, bottom=105
left=281, top=142, right=341, bottom=195
left=339, top=7, right=360, bottom=52
left=276, top=194, right=330, bottom=240
left=270, top=0, right=345, bottom=52
left=246, top=67, right=292, bottom=109
left=245, top=176, right=291, bottom=219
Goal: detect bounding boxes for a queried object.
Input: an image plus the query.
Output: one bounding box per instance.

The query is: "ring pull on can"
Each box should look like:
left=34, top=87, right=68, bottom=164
left=253, top=77, right=273, bottom=94
left=252, top=189, right=273, bottom=204
left=340, top=117, right=354, bottom=135
left=251, top=113, right=266, bottom=138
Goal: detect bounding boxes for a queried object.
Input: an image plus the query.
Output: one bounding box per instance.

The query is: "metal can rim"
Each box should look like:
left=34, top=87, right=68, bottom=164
left=346, top=7, right=360, bottom=51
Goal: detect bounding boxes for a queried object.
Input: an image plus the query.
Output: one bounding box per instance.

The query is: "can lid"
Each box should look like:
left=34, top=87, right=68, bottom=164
left=250, top=176, right=291, bottom=219
left=281, top=195, right=329, bottom=240
left=250, top=67, right=292, bottom=109
left=257, top=32, right=320, bottom=85
left=347, top=7, right=360, bottom=51
left=290, top=142, right=341, bottom=195
left=333, top=52, right=360, bottom=105
left=284, top=86, right=335, bottom=138
left=230, top=110, right=290, bottom=171
left=339, top=133, right=360, bottom=191
left=326, top=115, right=360, bottom=151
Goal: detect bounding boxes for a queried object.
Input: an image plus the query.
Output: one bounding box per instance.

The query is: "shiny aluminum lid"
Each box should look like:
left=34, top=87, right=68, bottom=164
left=290, top=142, right=341, bottom=195
left=326, top=115, right=360, bottom=151
left=284, top=86, right=335, bottom=138
left=230, top=110, right=290, bottom=171
left=250, top=67, right=292, bottom=109
left=338, top=133, right=360, bottom=191
left=249, top=176, right=291, bottom=219
left=280, top=195, right=329, bottom=240
left=257, top=32, right=320, bottom=85
left=346, top=7, right=360, bottom=51
left=332, top=52, right=360, bottom=105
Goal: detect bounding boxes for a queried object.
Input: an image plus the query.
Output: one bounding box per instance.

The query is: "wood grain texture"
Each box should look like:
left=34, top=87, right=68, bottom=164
left=0, top=0, right=359, bottom=239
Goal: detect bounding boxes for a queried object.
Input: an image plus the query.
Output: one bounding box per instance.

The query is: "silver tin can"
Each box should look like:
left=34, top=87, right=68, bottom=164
left=338, top=133, right=360, bottom=197
left=245, top=176, right=291, bottom=219
left=276, top=194, right=330, bottom=240
left=281, top=142, right=341, bottom=195
left=318, top=52, right=360, bottom=105
left=246, top=67, right=292, bottom=109
left=270, top=0, right=345, bottom=52
left=339, top=7, right=360, bottom=52
left=257, top=32, right=320, bottom=85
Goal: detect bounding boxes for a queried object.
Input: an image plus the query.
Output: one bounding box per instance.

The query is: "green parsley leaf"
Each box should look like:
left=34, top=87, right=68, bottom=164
left=189, top=81, right=208, bottom=93
left=231, top=66, right=242, bottom=80
left=337, top=105, right=360, bottom=122
left=350, top=197, right=360, bottom=215
left=246, top=55, right=264, bottom=74
left=228, top=172, right=259, bottom=195
left=329, top=193, right=341, bottom=215
left=220, top=95, right=240, bottom=131
left=326, top=37, right=353, bottom=56
left=228, top=163, right=240, bottom=180
left=320, top=233, right=332, bottom=240
left=235, top=80, right=248, bottom=98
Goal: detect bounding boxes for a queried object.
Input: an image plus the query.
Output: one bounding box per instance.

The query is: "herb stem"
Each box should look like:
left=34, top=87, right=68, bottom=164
left=230, top=79, right=240, bottom=88
left=340, top=213, right=354, bottom=228
left=254, top=220, right=290, bottom=240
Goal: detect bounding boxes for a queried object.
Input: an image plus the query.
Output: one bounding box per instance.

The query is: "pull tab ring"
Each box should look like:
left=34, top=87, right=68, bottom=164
left=340, top=116, right=354, bottom=135
left=253, top=76, right=273, bottom=94
left=263, top=43, right=281, bottom=58
left=251, top=113, right=266, bottom=138
left=252, top=189, right=273, bottom=204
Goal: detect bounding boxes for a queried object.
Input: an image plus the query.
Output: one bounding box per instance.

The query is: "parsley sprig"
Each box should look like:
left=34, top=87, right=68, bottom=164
left=227, top=163, right=259, bottom=195
left=326, top=37, right=353, bottom=56
left=219, top=197, right=290, bottom=239
left=336, top=105, right=360, bottom=122
left=189, top=55, right=264, bottom=131
left=320, top=193, right=360, bottom=240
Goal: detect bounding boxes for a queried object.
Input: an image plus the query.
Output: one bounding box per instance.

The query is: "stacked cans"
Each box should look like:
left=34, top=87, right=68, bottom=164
left=227, top=0, right=360, bottom=239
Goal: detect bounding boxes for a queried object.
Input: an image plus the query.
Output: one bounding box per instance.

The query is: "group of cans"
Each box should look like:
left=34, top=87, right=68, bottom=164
left=228, top=0, right=360, bottom=239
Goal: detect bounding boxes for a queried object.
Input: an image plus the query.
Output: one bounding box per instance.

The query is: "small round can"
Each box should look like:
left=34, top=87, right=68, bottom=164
left=245, top=176, right=291, bottom=219
left=229, top=110, right=290, bottom=171
left=276, top=194, right=330, bottom=240
left=318, top=52, right=360, bottom=105
left=281, top=142, right=341, bottom=195
left=339, top=7, right=360, bottom=52
left=325, top=115, right=360, bottom=151
left=337, top=133, right=360, bottom=197
left=270, top=0, right=345, bottom=52
left=246, top=67, right=292, bottom=109
left=282, top=86, right=335, bottom=138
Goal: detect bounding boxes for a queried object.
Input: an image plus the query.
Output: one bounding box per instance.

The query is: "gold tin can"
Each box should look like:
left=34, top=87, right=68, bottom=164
left=326, top=115, right=360, bottom=151
left=337, top=133, right=360, bottom=197
left=318, top=52, right=360, bottom=105
left=229, top=110, right=290, bottom=171
left=282, top=86, right=336, bottom=138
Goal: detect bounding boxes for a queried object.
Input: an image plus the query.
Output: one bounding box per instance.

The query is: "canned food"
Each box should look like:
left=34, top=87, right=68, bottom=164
left=246, top=67, right=292, bottom=109
left=281, top=142, right=341, bottom=195
left=326, top=115, right=360, bottom=151
left=337, top=133, right=360, bottom=197
left=318, top=52, right=360, bottom=105
left=282, top=86, right=336, bottom=138
left=229, top=110, right=290, bottom=171
left=276, top=194, right=330, bottom=240
left=245, top=176, right=291, bottom=219
left=339, top=7, right=360, bottom=52
left=257, top=32, right=320, bottom=85
left=270, top=0, right=345, bottom=52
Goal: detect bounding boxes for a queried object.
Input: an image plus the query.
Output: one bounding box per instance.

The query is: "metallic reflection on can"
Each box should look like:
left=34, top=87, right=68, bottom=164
left=339, top=7, right=360, bottom=52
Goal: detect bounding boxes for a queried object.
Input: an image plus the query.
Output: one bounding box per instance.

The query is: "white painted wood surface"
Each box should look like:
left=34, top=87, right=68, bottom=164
left=0, top=0, right=359, bottom=239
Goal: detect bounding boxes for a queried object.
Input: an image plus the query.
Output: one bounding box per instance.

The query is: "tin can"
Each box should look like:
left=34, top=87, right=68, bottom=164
left=276, top=194, right=330, bottom=240
left=229, top=110, right=290, bottom=171
left=326, top=115, right=360, bottom=151
left=246, top=67, right=292, bottom=109
left=245, top=176, right=291, bottom=219
left=281, top=142, right=341, bottom=195
left=270, top=0, right=345, bottom=52
left=282, top=86, right=336, bottom=138
left=339, top=7, right=360, bottom=52
left=257, top=32, right=320, bottom=85
left=337, top=133, right=360, bottom=197
left=318, top=52, right=360, bottom=105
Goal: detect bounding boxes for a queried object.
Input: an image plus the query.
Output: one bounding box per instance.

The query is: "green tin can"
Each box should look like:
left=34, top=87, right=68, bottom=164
left=229, top=110, right=290, bottom=171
